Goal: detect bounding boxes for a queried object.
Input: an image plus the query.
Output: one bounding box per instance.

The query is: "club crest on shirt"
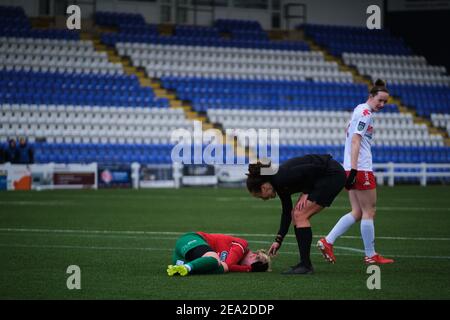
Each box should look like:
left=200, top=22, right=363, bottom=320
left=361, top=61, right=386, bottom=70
left=220, top=251, right=228, bottom=261
left=358, top=121, right=366, bottom=131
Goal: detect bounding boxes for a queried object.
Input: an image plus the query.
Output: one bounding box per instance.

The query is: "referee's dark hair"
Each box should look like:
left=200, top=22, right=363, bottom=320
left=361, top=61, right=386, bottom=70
left=246, top=161, right=271, bottom=193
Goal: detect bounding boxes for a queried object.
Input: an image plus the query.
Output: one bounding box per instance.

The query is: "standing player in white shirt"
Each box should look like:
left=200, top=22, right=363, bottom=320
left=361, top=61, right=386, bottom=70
left=317, top=79, right=394, bottom=265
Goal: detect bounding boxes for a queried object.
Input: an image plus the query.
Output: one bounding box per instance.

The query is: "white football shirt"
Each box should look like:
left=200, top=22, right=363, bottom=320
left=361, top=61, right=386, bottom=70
left=343, top=103, right=374, bottom=171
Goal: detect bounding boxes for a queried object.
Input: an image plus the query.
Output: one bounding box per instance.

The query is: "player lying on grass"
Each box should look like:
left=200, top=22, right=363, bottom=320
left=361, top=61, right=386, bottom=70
left=167, top=231, right=271, bottom=276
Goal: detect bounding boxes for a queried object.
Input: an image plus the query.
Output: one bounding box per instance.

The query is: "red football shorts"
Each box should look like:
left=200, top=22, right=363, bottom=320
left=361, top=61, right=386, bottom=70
left=346, top=170, right=376, bottom=190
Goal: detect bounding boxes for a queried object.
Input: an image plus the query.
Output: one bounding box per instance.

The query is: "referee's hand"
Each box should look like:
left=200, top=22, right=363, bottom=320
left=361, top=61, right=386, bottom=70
left=345, top=169, right=358, bottom=190
left=268, top=242, right=280, bottom=257
left=294, top=193, right=309, bottom=211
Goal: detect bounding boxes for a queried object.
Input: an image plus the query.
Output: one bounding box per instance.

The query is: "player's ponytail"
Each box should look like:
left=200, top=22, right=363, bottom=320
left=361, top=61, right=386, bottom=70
left=246, top=161, right=271, bottom=193
left=248, top=161, right=271, bottom=176
left=369, top=78, right=389, bottom=96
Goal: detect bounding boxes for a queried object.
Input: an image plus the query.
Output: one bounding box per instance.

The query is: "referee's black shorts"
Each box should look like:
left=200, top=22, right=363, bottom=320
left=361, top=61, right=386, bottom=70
left=307, top=158, right=346, bottom=207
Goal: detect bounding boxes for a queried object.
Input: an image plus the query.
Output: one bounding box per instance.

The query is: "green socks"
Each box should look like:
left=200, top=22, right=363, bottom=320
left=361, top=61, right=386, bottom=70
left=186, top=256, right=221, bottom=274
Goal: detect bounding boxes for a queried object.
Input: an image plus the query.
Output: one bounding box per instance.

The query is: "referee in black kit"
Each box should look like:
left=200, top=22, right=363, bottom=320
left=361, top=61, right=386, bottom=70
left=246, top=154, right=347, bottom=275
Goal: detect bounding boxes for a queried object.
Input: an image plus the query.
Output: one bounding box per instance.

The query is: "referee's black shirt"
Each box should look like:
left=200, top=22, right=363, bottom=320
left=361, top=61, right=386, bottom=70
left=269, top=154, right=332, bottom=238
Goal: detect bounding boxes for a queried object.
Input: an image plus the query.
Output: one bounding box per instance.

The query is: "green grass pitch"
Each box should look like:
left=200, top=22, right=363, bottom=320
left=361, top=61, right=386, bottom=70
left=0, top=186, right=449, bottom=299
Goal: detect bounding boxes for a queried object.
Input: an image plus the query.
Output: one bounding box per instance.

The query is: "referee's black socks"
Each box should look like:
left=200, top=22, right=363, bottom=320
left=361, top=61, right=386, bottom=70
left=295, top=226, right=313, bottom=268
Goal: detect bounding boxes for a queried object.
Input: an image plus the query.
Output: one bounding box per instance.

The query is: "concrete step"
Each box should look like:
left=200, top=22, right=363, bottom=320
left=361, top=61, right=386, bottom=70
left=190, top=116, right=207, bottom=122
left=30, top=17, right=53, bottom=28
left=169, top=101, right=184, bottom=109
left=429, top=127, right=441, bottom=134
left=95, top=26, right=118, bottom=33
left=80, top=33, right=92, bottom=40
left=202, top=123, right=215, bottom=130
left=139, top=79, right=153, bottom=87
left=93, top=43, right=104, bottom=49
left=186, top=111, right=200, bottom=119
left=180, top=105, right=191, bottom=111
left=159, top=24, right=174, bottom=35
left=87, top=28, right=217, bottom=131
left=123, top=66, right=136, bottom=73
left=268, top=30, right=288, bottom=40
left=148, top=82, right=160, bottom=89
left=108, top=57, right=121, bottom=63
left=154, top=89, right=167, bottom=96
left=121, top=59, right=131, bottom=67
left=135, top=70, right=146, bottom=77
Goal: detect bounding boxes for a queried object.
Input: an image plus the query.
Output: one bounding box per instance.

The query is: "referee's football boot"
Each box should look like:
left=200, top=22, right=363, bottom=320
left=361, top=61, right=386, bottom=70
left=282, top=263, right=314, bottom=275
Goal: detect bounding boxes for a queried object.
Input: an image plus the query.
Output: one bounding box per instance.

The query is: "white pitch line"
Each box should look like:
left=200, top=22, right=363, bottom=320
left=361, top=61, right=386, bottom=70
left=250, top=205, right=450, bottom=211
left=229, top=232, right=450, bottom=242
left=0, top=231, right=448, bottom=260
left=1, top=242, right=449, bottom=260
left=331, top=206, right=450, bottom=211
left=1, top=227, right=449, bottom=241
left=4, top=193, right=449, bottom=205
left=3, top=200, right=446, bottom=212
left=0, top=201, right=77, bottom=206
left=0, top=228, right=184, bottom=236
left=281, top=250, right=450, bottom=260
left=0, top=243, right=171, bottom=252
left=1, top=229, right=450, bottom=260
left=0, top=232, right=368, bottom=254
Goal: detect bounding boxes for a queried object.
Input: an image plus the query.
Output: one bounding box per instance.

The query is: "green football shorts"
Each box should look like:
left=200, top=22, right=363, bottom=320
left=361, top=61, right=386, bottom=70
left=172, top=232, right=208, bottom=264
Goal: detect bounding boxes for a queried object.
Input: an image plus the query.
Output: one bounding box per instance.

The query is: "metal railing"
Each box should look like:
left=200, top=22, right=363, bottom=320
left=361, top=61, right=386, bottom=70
left=373, top=163, right=450, bottom=186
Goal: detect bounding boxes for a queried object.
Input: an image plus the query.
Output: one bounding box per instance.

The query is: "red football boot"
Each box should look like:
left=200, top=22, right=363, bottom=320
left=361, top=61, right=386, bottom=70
left=317, top=238, right=336, bottom=264
left=364, top=254, right=394, bottom=264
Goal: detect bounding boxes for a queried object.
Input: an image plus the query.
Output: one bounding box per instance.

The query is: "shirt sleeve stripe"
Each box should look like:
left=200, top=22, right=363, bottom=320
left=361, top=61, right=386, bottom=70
left=231, top=241, right=245, bottom=253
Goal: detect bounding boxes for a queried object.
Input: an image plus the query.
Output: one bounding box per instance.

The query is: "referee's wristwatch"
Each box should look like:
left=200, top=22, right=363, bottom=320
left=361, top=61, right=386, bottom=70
left=274, top=235, right=283, bottom=245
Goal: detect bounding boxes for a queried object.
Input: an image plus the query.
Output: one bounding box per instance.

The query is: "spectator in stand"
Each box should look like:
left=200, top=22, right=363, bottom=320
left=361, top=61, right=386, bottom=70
left=17, top=137, right=34, bottom=164
left=5, top=138, right=19, bottom=164
left=0, top=142, right=5, bottom=164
